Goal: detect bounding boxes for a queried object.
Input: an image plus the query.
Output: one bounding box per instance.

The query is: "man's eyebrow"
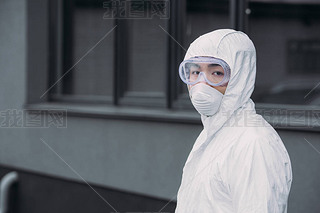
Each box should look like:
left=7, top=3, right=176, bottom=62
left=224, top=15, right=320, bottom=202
left=190, top=63, right=200, bottom=68
left=207, top=64, right=221, bottom=67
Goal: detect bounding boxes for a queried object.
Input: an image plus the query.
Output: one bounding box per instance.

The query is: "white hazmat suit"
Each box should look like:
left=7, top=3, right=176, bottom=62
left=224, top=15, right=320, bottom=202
left=175, top=29, right=293, bottom=213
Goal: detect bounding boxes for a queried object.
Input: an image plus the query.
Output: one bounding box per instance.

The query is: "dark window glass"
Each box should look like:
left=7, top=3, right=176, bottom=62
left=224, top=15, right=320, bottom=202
left=72, top=7, right=114, bottom=96
left=54, top=0, right=115, bottom=100
left=185, top=0, right=230, bottom=45
left=124, top=6, right=168, bottom=100
left=248, top=1, right=320, bottom=106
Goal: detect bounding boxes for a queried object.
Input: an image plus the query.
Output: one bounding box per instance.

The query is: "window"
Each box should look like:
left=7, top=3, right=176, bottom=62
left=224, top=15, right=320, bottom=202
left=49, top=0, right=115, bottom=103
left=49, top=0, right=170, bottom=107
left=48, top=0, right=231, bottom=109
left=48, top=0, right=320, bottom=112
left=247, top=0, right=320, bottom=106
left=118, top=2, right=169, bottom=107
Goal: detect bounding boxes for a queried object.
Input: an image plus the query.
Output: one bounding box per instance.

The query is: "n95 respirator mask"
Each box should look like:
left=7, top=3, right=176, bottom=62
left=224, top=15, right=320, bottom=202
left=189, top=83, right=223, bottom=117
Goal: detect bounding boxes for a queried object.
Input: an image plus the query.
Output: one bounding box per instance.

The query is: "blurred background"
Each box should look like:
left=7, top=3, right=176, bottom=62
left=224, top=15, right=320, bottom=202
left=0, top=0, right=320, bottom=212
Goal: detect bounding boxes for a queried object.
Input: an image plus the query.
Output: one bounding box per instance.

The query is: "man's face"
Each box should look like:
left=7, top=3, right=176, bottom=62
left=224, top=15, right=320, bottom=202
left=187, top=63, right=228, bottom=94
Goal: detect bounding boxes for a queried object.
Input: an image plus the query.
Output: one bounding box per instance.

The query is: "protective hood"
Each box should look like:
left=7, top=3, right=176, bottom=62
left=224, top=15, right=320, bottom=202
left=184, top=29, right=256, bottom=145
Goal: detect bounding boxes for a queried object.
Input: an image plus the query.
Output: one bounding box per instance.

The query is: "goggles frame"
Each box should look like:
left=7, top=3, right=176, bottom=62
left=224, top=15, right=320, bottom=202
left=179, top=56, right=231, bottom=86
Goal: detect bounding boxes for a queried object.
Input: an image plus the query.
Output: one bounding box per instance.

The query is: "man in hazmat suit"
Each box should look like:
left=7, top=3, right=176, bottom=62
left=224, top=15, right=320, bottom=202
left=175, top=29, right=293, bottom=212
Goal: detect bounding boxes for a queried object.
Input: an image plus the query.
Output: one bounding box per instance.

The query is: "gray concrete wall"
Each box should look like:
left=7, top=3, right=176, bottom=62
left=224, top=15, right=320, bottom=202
left=0, top=0, right=319, bottom=212
left=278, top=130, right=320, bottom=212
left=0, top=0, right=26, bottom=109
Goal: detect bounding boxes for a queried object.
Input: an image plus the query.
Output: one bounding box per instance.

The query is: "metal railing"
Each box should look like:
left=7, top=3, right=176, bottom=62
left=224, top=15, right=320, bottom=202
left=0, top=172, right=18, bottom=213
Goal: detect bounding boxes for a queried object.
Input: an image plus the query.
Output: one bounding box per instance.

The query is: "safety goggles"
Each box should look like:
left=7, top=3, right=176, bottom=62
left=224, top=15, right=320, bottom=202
left=178, top=56, right=230, bottom=86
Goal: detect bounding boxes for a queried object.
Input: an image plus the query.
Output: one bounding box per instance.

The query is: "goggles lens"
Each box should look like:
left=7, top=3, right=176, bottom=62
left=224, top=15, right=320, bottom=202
left=179, top=56, right=230, bottom=86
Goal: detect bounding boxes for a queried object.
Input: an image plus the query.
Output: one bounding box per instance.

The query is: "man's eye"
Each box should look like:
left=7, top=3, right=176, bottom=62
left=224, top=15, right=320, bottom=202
left=191, top=71, right=200, bottom=75
left=212, top=71, right=224, bottom=76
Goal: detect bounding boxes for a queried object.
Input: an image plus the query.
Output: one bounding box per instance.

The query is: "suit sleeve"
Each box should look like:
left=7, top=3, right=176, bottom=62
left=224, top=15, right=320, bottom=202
left=227, top=137, right=292, bottom=213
